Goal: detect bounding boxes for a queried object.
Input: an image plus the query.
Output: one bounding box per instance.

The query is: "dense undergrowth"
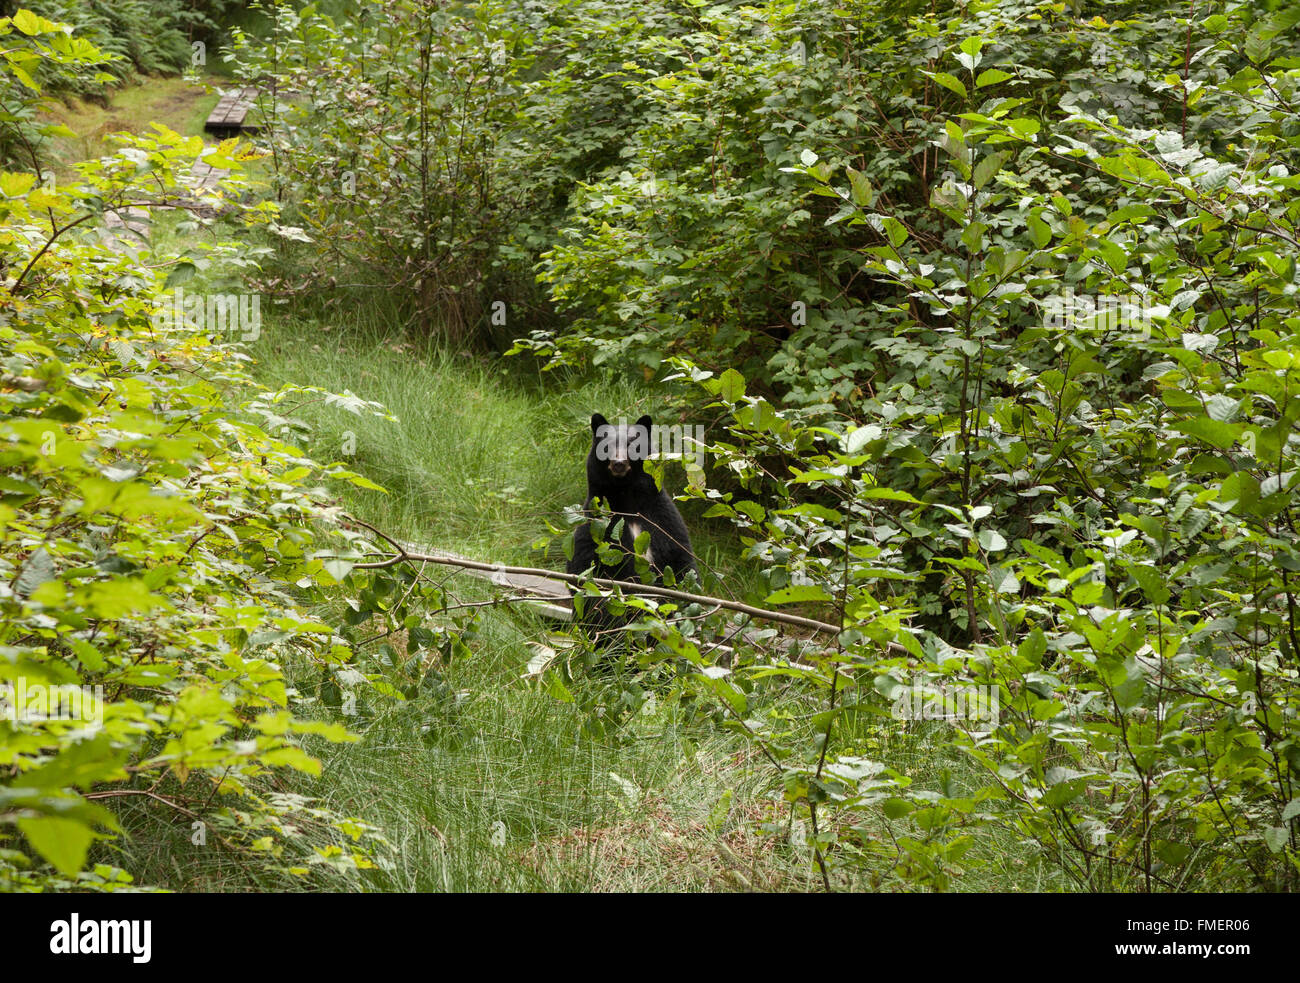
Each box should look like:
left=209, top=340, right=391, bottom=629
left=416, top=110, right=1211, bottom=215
left=0, top=14, right=392, bottom=890
left=6, top=0, right=239, bottom=91
left=3, top=0, right=1298, bottom=892
left=223, top=0, right=1300, bottom=891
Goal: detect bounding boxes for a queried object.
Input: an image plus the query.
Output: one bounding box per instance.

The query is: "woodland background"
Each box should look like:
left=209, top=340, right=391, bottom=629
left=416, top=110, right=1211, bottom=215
left=1, top=0, right=1298, bottom=892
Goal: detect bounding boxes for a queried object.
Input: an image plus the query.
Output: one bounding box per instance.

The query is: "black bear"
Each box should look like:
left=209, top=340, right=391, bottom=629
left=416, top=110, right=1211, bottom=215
left=567, top=413, right=696, bottom=641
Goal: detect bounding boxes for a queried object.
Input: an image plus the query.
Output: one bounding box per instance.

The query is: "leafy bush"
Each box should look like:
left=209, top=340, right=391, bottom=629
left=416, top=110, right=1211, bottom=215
left=7, top=0, right=1297, bottom=894
left=1, top=11, right=391, bottom=890
left=227, top=0, right=547, bottom=343
left=637, top=1, right=1300, bottom=890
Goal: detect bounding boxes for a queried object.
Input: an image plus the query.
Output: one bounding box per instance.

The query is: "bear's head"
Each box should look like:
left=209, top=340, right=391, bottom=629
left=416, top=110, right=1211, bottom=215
left=589, top=412, right=653, bottom=481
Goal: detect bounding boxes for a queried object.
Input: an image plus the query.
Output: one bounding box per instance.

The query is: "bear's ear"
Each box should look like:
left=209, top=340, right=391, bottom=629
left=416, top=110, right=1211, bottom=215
left=590, top=413, right=608, bottom=433
left=635, top=414, right=653, bottom=433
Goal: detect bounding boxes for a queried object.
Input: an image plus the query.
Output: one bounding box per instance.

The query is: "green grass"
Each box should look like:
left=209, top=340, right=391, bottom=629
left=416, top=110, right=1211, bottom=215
left=245, top=306, right=754, bottom=585
left=88, top=274, right=1063, bottom=892
left=172, top=304, right=1057, bottom=893
left=38, top=74, right=222, bottom=181
left=231, top=311, right=809, bottom=891
left=93, top=297, right=808, bottom=892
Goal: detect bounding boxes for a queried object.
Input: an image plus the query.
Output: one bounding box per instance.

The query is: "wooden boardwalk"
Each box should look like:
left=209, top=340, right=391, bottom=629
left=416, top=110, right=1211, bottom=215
left=98, top=158, right=236, bottom=252
left=204, top=87, right=260, bottom=137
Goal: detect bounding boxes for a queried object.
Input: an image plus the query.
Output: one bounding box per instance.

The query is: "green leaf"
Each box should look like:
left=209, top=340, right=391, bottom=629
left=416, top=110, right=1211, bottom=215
left=321, top=558, right=353, bottom=583
left=972, top=151, right=1007, bottom=190
left=883, top=217, right=908, bottom=248
left=1095, top=237, right=1126, bottom=273
left=0, top=172, right=37, bottom=197
left=843, top=424, right=881, bottom=454
left=845, top=166, right=873, bottom=206
left=931, top=72, right=967, bottom=99
left=68, top=638, right=105, bottom=671
left=1173, top=417, right=1240, bottom=450
left=9, top=63, right=39, bottom=93
left=1129, top=563, right=1170, bottom=605
left=706, top=789, right=734, bottom=832
left=777, top=503, right=843, bottom=523
left=17, top=816, right=94, bottom=877
left=1112, top=661, right=1146, bottom=710
left=956, top=35, right=984, bottom=70
left=14, top=738, right=127, bottom=792
left=15, top=547, right=53, bottom=597
left=261, top=746, right=323, bottom=775
left=1244, top=31, right=1270, bottom=64
left=1019, top=629, right=1047, bottom=667
left=165, top=262, right=197, bottom=287
left=882, top=798, right=912, bottom=819
left=1042, top=777, right=1088, bottom=808
left=1007, top=118, right=1040, bottom=139
left=764, top=585, right=833, bottom=604
left=860, top=487, right=922, bottom=504
left=1257, top=6, right=1300, bottom=38
left=0, top=476, right=41, bottom=504
left=544, top=673, right=573, bottom=704
left=1026, top=212, right=1051, bottom=248
left=1216, top=472, right=1260, bottom=514
left=717, top=368, right=746, bottom=402
left=11, top=9, right=44, bottom=35
left=975, top=68, right=1013, bottom=87
left=1155, top=840, right=1190, bottom=866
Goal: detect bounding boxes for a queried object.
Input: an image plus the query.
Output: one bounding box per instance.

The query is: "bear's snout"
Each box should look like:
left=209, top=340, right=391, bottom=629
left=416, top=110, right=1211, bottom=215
left=608, top=459, right=630, bottom=477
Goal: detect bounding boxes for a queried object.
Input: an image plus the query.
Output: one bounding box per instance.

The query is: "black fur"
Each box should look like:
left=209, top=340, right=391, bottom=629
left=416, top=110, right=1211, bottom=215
left=567, top=413, right=696, bottom=639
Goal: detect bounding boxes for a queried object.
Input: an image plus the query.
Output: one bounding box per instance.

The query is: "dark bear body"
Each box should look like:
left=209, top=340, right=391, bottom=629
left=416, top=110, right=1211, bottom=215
left=567, top=413, right=696, bottom=640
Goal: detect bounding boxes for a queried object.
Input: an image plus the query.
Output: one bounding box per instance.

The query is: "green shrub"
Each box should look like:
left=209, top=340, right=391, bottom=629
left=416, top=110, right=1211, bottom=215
left=1, top=10, right=391, bottom=890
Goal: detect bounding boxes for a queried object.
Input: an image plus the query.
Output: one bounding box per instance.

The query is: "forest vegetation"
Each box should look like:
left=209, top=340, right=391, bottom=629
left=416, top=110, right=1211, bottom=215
left=1, top=0, right=1298, bottom=892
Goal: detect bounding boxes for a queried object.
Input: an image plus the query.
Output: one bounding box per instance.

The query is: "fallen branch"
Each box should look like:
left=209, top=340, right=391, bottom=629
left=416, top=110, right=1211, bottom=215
left=342, top=515, right=908, bottom=655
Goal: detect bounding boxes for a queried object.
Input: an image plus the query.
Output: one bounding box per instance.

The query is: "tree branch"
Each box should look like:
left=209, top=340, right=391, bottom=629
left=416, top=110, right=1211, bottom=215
left=340, top=515, right=909, bottom=654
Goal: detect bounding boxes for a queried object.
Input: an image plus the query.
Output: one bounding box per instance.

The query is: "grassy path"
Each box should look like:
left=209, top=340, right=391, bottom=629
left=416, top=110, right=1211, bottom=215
left=237, top=319, right=815, bottom=891
left=40, top=74, right=223, bottom=181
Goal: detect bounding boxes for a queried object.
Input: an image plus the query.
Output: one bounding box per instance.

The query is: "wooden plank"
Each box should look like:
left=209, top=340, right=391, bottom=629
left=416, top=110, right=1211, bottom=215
left=204, top=87, right=259, bottom=136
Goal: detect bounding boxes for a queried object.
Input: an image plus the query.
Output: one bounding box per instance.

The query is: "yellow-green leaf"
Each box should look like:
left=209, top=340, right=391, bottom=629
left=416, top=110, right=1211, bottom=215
left=0, top=172, right=36, bottom=197
left=18, top=816, right=93, bottom=877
